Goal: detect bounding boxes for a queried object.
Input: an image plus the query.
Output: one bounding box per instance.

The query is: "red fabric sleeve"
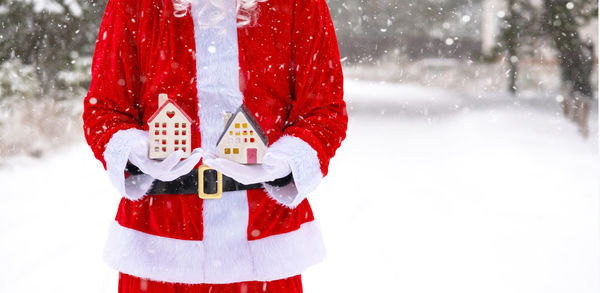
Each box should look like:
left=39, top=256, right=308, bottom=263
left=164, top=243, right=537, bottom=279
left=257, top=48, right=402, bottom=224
left=285, top=0, right=348, bottom=177
left=82, top=0, right=142, bottom=169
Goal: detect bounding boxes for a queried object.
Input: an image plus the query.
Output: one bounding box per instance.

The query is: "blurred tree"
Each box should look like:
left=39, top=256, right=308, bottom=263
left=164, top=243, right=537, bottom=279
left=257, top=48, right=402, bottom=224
left=541, top=0, right=597, bottom=137
left=494, top=0, right=596, bottom=135
left=542, top=0, right=596, bottom=97
left=496, top=0, right=540, bottom=94
left=0, top=0, right=106, bottom=97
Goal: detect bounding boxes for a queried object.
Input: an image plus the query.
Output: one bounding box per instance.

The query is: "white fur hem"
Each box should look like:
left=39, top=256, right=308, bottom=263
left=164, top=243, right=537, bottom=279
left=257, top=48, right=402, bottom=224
left=263, top=135, right=323, bottom=208
left=103, top=128, right=153, bottom=201
left=103, top=220, right=326, bottom=284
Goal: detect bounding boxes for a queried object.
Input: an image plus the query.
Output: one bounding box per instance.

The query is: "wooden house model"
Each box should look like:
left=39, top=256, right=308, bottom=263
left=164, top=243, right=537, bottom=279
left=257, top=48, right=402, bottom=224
left=148, top=93, right=193, bottom=159
left=216, top=105, right=268, bottom=164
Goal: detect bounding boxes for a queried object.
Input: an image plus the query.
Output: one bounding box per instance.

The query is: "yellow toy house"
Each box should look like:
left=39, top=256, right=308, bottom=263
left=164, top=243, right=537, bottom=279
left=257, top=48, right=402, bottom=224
left=216, top=105, right=268, bottom=164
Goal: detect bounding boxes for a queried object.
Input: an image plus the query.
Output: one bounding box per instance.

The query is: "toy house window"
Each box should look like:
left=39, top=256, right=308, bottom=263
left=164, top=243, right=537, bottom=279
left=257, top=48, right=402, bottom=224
left=155, top=130, right=159, bottom=135
left=235, top=123, right=240, bottom=128
left=243, top=131, right=247, bottom=135
left=154, top=147, right=159, bottom=152
left=162, top=123, right=167, bottom=127
left=182, top=140, right=186, bottom=144
left=154, top=139, right=159, bottom=144
left=244, top=138, right=247, bottom=143
left=175, top=147, right=179, bottom=151
left=175, top=130, right=179, bottom=135
left=175, top=140, right=179, bottom=145
left=162, top=147, right=167, bottom=152
left=235, top=132, right=240, bottom=136
left=155, top=123, right=160, bottom=128
left=162, top=140, right=166, bottom=145
left=182, top=147, right=186, bottom=152
left=229, top=131, right=233, bottom=135
left=242, top=123, right=248, bottom=128
left=249, top=130, right=254, bottom=135
left=250, top=138, right=255, bottom=143
left=182, top=123, right=187, bottom=128
left=224, top=148, right=231, bottom=154
left=175, top=123, right=179, bottom=128
left=162, top=130, right=166, bottom=135
left=233, top=148, right=239, bottom=154
left=182, top=130, right=186, bottom=135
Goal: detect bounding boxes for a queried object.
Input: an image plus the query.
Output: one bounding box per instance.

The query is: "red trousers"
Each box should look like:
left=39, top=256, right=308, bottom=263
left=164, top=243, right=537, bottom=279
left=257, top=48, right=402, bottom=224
left=118, top=273, right=303, bottom=293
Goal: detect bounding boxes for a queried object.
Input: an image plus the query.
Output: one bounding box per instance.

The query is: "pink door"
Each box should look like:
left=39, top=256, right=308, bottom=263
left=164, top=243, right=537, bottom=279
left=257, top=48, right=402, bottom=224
left=247, top=148, right=257, bottom=164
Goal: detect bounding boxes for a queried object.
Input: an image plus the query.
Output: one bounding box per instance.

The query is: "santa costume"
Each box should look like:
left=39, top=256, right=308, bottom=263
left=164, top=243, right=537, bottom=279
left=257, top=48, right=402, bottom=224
left=82, top=0, right=347, bottom=291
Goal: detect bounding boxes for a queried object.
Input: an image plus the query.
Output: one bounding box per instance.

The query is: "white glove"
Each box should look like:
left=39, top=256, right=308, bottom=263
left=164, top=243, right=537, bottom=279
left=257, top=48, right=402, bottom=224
left=199, top=149, right=292, bottom=185
left=198, top=135, right=322, bottom=209
left=127, top=132, right=203, bottom=181
left=104, top=129, right=203, bottom=201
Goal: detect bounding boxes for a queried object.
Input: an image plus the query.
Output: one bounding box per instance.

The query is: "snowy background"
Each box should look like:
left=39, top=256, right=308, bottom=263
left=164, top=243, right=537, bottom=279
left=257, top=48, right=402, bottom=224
left=1, top=80, right=598, bottom=292
left=1, top=0, right=599, bottom=292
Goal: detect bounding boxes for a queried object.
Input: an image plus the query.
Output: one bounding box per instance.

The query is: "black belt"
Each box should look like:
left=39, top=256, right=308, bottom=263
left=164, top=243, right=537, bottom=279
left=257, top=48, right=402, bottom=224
left=125, top=162, right=293, bottom=199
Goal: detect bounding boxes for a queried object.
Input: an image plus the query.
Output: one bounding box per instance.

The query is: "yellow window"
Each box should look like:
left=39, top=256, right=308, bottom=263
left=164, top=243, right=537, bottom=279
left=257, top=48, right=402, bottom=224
left=243, top=131, right=247, bottom=135
left=224, top=148, right=231, bottom=154
left=229, top=131, right=233, bottom=135
left=235, top=123, right=240, bottom=128
left=235, top=132, right=240, bottom=136
left=242, top=123, right=248, bottom=128
left=233, top=148, right=239, bottom=154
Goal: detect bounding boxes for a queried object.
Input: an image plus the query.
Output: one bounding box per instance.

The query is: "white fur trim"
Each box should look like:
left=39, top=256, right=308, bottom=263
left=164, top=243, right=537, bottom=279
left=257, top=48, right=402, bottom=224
left=123, top=174, right=156, bottom=200
left=103, top=128, right=154, bottom=201
left=262, top=135, right=323, bottom=208
left=103, top=219, right=326, bottom=284
left=262, top=181, right=301, bottom=207
left=202, top=190, right=254, bottom=283
left=190, top=0, right=261, bottom=282
left=192, top=0, right=243, bottom=156
left=249, top=220, right=327, bottom=281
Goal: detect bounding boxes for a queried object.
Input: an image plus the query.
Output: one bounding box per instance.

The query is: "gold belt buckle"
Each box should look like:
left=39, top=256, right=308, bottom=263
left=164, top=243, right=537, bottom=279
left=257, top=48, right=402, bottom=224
left=198, top=165, right=223, bottom=199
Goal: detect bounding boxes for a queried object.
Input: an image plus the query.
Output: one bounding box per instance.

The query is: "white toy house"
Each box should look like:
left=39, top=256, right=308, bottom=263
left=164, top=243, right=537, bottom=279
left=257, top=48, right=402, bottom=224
left=216, top=105, right=268, bottom=164
left=148, top=93, right=193, bottom=159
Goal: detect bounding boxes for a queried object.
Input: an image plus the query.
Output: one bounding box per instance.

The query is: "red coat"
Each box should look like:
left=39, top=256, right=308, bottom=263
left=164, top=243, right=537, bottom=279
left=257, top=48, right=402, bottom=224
left=83, top=0, right=347, bottom=284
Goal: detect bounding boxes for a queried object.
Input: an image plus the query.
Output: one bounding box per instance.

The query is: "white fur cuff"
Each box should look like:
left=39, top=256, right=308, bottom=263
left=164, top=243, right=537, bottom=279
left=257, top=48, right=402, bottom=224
left=262, top=135, right=323, bottom=208
left=103, top=128, right=154, bottom=201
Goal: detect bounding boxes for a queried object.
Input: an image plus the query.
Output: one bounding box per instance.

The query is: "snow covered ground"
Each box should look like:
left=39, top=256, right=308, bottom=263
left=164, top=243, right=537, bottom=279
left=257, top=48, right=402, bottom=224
left=1, top=80, right=598, bottom=292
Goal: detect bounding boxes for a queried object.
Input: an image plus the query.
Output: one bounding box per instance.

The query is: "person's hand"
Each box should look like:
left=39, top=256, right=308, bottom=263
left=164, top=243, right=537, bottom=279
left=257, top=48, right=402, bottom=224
left=199, top=149, right=291, bottom=185
left=126, top=130, right=203, bottom=181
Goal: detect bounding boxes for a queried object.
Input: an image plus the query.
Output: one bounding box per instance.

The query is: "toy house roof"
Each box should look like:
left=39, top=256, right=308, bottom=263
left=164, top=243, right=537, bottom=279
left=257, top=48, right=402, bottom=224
left=147, top=99, right=193, bottom=124
left=217, top=104, right=268, bottom=146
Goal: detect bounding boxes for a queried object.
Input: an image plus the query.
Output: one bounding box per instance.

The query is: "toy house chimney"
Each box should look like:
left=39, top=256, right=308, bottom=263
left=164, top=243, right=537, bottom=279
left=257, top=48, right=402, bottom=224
left=158, top=93, right=168, bottom=107
left=223, top=111, right=233, bottom=127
